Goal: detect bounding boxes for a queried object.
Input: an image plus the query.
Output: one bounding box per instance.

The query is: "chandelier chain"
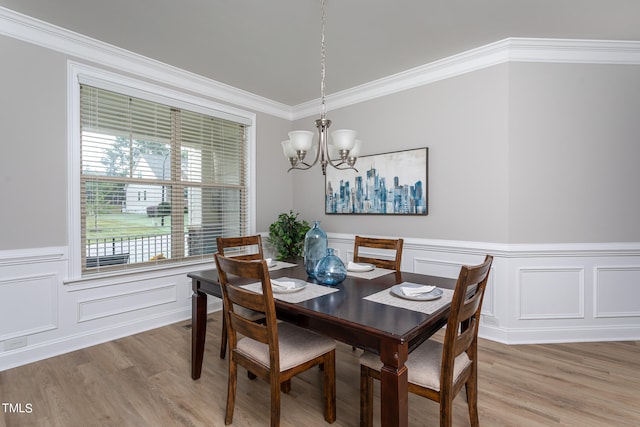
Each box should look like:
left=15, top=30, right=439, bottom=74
left=320, top=0, right=326, bottom=118
left=282, top=0, right=359, bottom=175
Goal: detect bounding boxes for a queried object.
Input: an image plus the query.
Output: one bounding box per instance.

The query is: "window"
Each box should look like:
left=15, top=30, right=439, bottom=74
left=78, top=84, right=252, bottom=274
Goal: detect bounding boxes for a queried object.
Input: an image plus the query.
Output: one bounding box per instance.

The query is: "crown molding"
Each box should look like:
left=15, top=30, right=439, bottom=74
left=506, top=37, right=640, bottom=64
left=2, top=7, right=639, bottom=122
left=293, top=38, right=512, bottom=120
left=0, top=7, right=294, bottom=120
left=292, top=37, right=640, bottom=120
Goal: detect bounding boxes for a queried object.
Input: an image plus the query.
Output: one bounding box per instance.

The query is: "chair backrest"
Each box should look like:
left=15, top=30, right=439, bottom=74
left=216, top=235, right=264, bottom=261
left=441, top=255, right=493, bottom=389
left=213, top=253, right=280, bottom=369
left=353, top=236, right=404, bottom=270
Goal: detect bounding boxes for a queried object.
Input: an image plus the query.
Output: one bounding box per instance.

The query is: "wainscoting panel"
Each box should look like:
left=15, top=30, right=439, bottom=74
left=413, top=257, right=464, bottom=279
left=412, top=257, right=496, bottom=318
left=482, top=267, right=496, bottom=318
left=518, top=267, right=585, bottom=320
left=77, top=283, right=178, bottom=323
left=3, top=240, right=640, bottom=371
left=594, top=266, right=640, bottom=318
left=325, top=235, right=640, bottom=344
left=0, top=246, right=213, bottom=372
left=0, top=273, right=58, bottom=340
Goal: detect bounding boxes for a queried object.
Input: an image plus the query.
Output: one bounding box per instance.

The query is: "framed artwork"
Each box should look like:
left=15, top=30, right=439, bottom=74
left=325, top=147, right=428, bottom=215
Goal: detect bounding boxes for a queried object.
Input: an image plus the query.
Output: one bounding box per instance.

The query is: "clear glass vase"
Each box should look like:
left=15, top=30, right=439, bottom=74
left=314, top=248, right=347, bottom=285
left=304, top=220, right=327, bottom=278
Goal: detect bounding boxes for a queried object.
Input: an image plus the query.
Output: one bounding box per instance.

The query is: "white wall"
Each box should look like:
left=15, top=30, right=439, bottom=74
left=0, top=14, right=291, bottom=371
left=1, top=8, right=639, bottom=372
left=0, top=36, right=68, bottom=249
left=291, top=64, right=510, bottom=242
left=254, top=110, right=294, bottom=232
left=286, top=55, right=640, bottom=346
left=291, top=62, right=640, bottom=244
left=508, top=62, right=640, bottom=242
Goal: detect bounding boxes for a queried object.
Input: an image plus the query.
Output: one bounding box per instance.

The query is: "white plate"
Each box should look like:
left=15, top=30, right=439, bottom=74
left=267, top=261, right=278, bottom=268
left=348, top=262, right=375, bottom=272
left=390, top=283, right=443, bottom=301
left=271, top=277, right=307, bottom=293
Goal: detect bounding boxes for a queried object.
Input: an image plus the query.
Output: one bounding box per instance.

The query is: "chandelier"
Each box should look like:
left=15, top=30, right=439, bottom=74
left=281, top=0, right=361, bottom=175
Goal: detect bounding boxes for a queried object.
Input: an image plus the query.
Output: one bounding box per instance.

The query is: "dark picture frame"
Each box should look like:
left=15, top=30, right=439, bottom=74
left=325, top=147, right=428, bottom=215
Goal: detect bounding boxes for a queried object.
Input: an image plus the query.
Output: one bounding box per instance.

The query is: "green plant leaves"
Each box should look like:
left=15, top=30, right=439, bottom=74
left=267, top=210, right=310, bottom=260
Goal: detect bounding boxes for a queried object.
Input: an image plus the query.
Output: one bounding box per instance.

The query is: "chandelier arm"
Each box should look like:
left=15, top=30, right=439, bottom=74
left=326, top=156, right=358, bottom=172
left=287, top=163, right=314, bottom=172
left=291, top=156, right=318, bottom=170
left=304, top=137, right=322, bottom=170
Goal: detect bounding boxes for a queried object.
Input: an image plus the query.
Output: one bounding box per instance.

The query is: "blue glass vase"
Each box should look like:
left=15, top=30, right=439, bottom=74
left=314, top=248, right=347, bottom=285
left=304, top=220, right=328, bottom=278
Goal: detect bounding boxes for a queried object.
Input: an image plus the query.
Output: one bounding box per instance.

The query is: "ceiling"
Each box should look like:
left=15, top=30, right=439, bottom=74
left=2, top=0, right=640, bottom=106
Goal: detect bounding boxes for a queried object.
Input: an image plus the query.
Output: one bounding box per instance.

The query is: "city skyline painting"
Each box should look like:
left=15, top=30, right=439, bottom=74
left=325, top=147, right=428, bottom=215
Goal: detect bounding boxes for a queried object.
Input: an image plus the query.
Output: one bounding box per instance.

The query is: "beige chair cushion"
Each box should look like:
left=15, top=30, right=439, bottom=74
left=360, top=339, right=470, bottom=391
left=237, top=322, right=335, bottom=371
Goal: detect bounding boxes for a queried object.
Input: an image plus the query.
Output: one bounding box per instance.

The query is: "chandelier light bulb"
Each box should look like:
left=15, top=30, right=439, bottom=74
left=288, top=130, right=314, bottom=152
left=349, top=140, right=362, bottom=158
left=331, top=129, right=357, bottom=151
left=281, top=140, right=297, bottom=158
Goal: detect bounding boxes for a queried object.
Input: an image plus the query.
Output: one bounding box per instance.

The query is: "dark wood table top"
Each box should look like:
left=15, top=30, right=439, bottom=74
left=188, top=262, right=456, bottom=353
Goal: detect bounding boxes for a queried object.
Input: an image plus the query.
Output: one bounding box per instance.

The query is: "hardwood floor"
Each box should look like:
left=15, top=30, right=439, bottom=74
left=1, top=311, right=639, bottom=426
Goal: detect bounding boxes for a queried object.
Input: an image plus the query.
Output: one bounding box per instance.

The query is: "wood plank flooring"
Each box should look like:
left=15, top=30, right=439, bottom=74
left=1, top=311, right=639, bottom=426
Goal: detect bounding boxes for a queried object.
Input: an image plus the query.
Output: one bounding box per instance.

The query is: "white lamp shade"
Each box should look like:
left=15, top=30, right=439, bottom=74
left=288, top=130, right=314, bottom=151
left=349, top=140, right=362, bottom=158
left=281, top=140, right=297, bottom=158
left=331, top=129, right=357, bottom=151
left=327, top=141, right=340, bottom=160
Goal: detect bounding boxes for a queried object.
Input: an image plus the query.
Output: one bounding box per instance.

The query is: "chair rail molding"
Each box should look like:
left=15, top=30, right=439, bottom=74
left=1, top=237, right=639, bottom=371
left=0, top=246, right=67, bottom=267
left=325, top=234, right=640, bottom=345
left=0, top=245, right=218, bottom=372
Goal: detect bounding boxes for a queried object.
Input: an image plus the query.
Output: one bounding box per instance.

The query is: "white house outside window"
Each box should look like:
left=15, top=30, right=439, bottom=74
left=79, top=84, right=250, bottom=273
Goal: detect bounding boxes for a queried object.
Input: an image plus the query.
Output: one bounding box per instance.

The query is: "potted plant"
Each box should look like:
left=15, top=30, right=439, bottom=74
left=267, top=211, right=310, bottom=260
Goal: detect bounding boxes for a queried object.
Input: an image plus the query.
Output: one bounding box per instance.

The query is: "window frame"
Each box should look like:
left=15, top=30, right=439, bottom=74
left=67, top=62, right=256, bottom=280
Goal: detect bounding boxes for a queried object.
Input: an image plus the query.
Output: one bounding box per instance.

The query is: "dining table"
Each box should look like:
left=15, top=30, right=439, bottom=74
left=188, top=259, right=457, bottom=427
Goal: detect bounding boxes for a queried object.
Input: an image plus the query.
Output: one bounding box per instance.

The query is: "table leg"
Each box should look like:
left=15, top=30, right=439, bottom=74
left=379, top=341, right=409, bottom=427
left=191, top=286, right=207, bottom=380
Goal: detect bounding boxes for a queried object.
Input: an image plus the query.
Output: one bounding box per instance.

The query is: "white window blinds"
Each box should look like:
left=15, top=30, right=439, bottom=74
left=80, top=85, right=249, bottom=273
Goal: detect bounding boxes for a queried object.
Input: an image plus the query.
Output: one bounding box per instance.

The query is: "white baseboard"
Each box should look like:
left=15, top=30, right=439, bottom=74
left=2, top=239, right=639, bottom=371
left=1, top=307, right=188, bottom=371
left=480, top=323, right=640, bottom=345
left=0, top=300, right=222, bottom=372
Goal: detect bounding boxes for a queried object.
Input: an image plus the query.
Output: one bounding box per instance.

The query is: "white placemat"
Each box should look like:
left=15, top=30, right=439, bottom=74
left=268, top=261, right=297, bottom=271
left=241, top=281, right=339, bottom=303
left=347, top=267, right=395, bottom=280
left=363, top=287, right=454, bottom=315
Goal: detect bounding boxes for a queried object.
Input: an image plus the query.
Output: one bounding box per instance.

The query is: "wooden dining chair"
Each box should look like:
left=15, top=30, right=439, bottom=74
left=353, top=235, right=404, bottom=270
left=216, top=235, right=264, bottom=260
left=359, top=255, right=493, bottom=427
left=216, top=235, right=265, bottom=359
left=214, top=253, right=337, bottom=427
